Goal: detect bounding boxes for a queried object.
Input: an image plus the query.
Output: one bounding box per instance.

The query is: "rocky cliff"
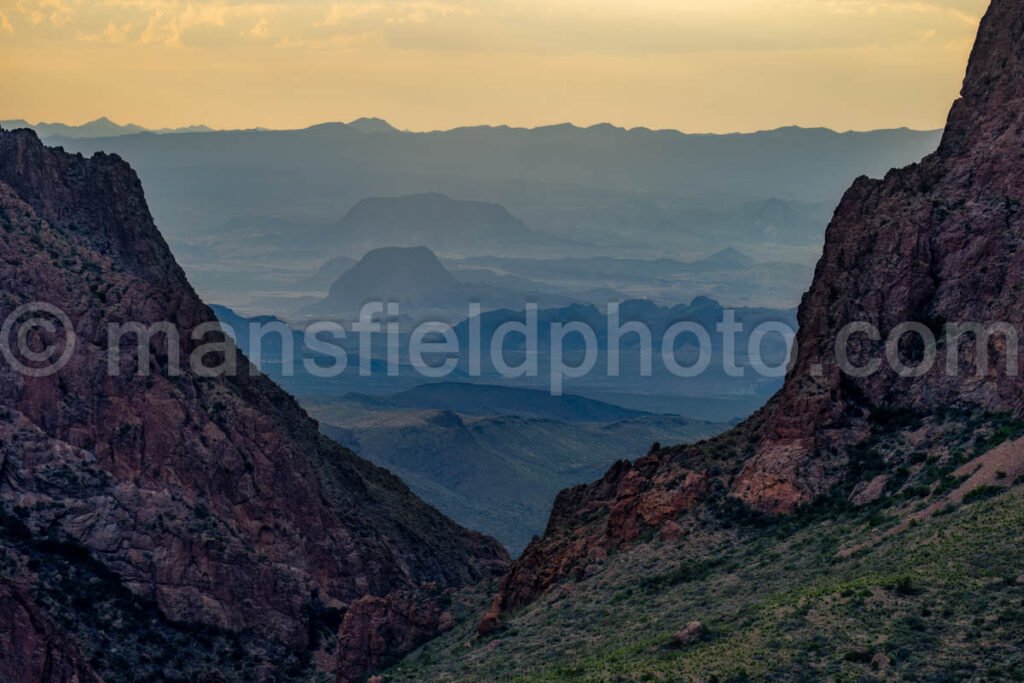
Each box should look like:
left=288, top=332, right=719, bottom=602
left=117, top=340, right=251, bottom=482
left=480, top=0, right=1024, bottom=631
left=0, top=129, right=508, bottom=681
left=0, top=580, right=100, bottom=682
left=735, top=0, right=1024, bottom=514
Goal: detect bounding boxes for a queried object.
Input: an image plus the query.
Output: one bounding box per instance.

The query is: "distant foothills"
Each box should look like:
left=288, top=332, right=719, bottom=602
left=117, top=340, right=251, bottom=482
left=0, top=116, right=215, bottom=138
left=0, top=115, right=939, bottom=139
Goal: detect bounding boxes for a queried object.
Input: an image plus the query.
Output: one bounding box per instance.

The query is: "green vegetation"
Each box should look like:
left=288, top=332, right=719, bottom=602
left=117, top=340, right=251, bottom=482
left=963, top=485, right=1005, bottom=505
left=386, top=487, right=1024, bottom=682
left=382, top=411, right=1024, bottom=682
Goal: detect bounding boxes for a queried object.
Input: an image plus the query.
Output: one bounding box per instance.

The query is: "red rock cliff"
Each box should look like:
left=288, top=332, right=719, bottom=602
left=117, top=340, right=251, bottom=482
left=736, top=0, right=1024, bottom=513
left=480, top=0, right=1024, bottom=630
left=0, top=129, right=508, bottom=681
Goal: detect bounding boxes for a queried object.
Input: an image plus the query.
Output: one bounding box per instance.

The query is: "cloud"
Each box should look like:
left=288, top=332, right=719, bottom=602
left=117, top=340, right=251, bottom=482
left=15, top=0, right=72, bottom=26
left=302, top=0, right=985, bottom=56
left=320, top=1, right=382, bottom=27
left=806, top=0, right=982, bottom=25
left=0, top=0, right=283, bottom=47
left=320, top=0, right=475, bottom=26
left=134, top=1, right=278, bottom=47
left=244, top=16, right=269, bottom=39
left=0, top=0, right=987, bottom=134
left=77, top=20, right=133, bottom=43
left=0, top=0, right=985, bottom=54
left=139, top=4, right=227, bottom=46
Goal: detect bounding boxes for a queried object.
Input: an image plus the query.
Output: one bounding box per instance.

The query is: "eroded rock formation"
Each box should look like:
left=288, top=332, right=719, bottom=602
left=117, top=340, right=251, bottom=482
left=0, top=129, right=508, bottom=681
left=480, top=0, right=1024, bottom=631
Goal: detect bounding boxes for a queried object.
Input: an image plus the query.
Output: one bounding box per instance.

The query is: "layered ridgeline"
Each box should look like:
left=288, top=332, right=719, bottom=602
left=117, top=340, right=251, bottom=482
left=372, top=1, right=1024, bottom=679
left=50, top=121, right=941, bottom=251
left=0, top=129, right=508, bottom=681
left=311, top=390, right=724, bottom=555
left=0, top=116, right=213, bottom=139
left=334, top=193, right=560, bottom=255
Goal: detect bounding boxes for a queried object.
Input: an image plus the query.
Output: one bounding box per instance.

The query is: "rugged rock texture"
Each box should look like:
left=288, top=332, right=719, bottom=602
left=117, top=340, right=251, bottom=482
left=0, top=581, right=100, bottom=683
left=480, top=0, right=1024, bottom=630
left=478, top=453, right=717, bottom=634
left=0, top=128, right=508, bottom=680
left=736, top=0, right=1024, bottom=513
left=336, top=591, right=454, bottom=682
left=672, top=621, right=705, bottom=647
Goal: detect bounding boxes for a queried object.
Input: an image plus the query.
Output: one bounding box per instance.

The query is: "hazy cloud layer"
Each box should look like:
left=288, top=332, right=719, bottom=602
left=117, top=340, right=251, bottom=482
left=0, top=0, right=989, bottom=132
left=3, top=0, right=985, bottom=51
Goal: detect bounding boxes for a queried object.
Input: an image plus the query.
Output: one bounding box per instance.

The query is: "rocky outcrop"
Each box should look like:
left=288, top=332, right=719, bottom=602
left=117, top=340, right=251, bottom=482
left=478, top=453, right=714, bottom=635
left=736, top=0, right=1024, bottom=513
left=479, top=0, right=1024, bottom=630
left=0, top=581, right=100, bottom=683
left=672, top=621, right=704, bottom=647
left=0, top=128, right=508, bottom=680
left=336, top=591, right=455, bottom=682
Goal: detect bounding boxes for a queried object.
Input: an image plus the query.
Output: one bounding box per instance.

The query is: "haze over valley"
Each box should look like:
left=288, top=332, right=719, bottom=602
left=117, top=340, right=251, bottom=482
left=3, top=115, right=941, bottom=557
left=8, top=2, right=1024, bottom=680
left=39, top=120, right=940, bottom=317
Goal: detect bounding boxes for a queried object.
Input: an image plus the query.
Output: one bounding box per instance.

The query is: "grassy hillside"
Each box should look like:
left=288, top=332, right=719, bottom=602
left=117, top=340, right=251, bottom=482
left=382, top=411, right=1024, bottom=681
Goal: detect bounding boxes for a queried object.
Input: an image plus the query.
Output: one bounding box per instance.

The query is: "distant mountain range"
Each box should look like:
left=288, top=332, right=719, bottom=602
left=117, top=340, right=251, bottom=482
left=444, top=249, right=816, bottom=310
left=0, top=116, right=213, bottom=138
left=333, top=192, right=567, bottom=255
left=451, top=247, right=785, bottom=280
left=32, top=118, right=939, bottom=318
left=45, top=121, right=941, bottom=263
left=300, top=243, right=806, bottom=322
left=291, top=242, right=814, bottom=319
left=213, top=299, right=785, bottom=422
left=0, top=115, right=397, bottom=140
left=453, top=295, right=797, bottom=354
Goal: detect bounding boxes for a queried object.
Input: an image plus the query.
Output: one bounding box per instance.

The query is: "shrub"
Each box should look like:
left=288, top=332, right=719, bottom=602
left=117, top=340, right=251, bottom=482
left=963, top=486, right=1004, bottom=504
left=892, top=575, right=919, bottom=596
left=843, top=650, right=873, bottom=663
left=870, top=406, right=923, bottom=432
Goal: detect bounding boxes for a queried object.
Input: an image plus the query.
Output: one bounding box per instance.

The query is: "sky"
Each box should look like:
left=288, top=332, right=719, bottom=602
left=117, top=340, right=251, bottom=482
left=0, top=0, right=991, bottom=133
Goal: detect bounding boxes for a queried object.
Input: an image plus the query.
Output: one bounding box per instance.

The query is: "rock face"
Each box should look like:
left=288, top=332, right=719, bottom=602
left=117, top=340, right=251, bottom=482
left=736, top=0, right=1024, bottom=513
left=336, top=591, right=454, bottom=681
left=480, top=0, right=1024, bottom=630
left=0, top=581, right=100, bottom=683
left=478, top=454, right=715, bottom=634
left=673, top=621, right=704, bottom=647
left=0, top=129, right=508, bottom=681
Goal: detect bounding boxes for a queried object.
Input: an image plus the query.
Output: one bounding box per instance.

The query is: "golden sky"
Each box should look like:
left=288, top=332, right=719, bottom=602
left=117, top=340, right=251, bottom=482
left=0, top=0, right=990, bottom=133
